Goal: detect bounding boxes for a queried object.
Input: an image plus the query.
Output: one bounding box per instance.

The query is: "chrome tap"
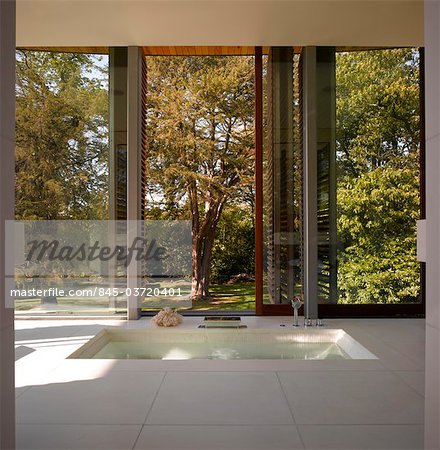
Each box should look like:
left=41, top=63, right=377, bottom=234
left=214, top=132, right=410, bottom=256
left=291, top=296, right=303, bottom=327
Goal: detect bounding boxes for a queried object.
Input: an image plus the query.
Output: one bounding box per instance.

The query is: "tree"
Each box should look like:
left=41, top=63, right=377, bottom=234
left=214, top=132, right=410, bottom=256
left=337, top=165, right=420, bottom=303
left=336, top=49, right=420, bottom=303
left=144, top=56, right=255, bottom=299
left=211, top=203, right=255, bottom=284
left=337, top=48, right=419, bottom=176
left=15, top=50, right=109, bottom=220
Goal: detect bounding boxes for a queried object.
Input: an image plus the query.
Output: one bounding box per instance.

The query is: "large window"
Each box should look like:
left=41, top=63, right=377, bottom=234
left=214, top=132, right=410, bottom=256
left=14, top=50, right=112, bottom=316
left=257, top=46, right=423, bottom=316
left=314, top=47, right=422, bottom=309
left=335, top=48, right=421, bottom=305
left=141, top=53, right=256, bottom=312
left=14, top=47, right=422, bottom=317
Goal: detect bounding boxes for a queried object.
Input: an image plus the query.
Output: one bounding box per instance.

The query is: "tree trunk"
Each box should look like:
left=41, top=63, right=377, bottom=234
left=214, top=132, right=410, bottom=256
left=191, top=200, right=225, bottom=300
left=192, top=230, right=215, bottom=300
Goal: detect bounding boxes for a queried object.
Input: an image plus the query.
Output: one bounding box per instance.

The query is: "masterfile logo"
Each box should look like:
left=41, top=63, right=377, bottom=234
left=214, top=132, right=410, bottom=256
left=4, top=220, right=192, bottom=309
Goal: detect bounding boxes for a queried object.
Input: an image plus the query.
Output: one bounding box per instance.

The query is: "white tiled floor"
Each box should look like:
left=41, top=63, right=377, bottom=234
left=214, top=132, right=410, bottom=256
left=16, top=425, right=142, bottom=450
left=17, top=371, right=165, bottom=425
left=146, top=372, right=293, bottom=425
left=297, top=425, right=424, bottom=450
left=15, top=317, right=425, bottom=449
left=135, top=425, right=304, bottom=450
left=278, top=370, right=424, bottom=425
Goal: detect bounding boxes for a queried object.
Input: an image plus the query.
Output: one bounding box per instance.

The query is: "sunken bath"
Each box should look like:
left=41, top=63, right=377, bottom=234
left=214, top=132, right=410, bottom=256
left=69, top=328, right=377, bottom=360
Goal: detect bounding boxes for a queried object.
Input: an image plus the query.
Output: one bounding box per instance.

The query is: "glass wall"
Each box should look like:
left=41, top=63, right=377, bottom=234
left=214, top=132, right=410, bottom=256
left=14, top=50, right=114, bottom=316
left=315, top=47, right=422, bottom=307
left=14, top=47, right=421, bottom=316
left=141, top=54, right=256, bottom=312
left=262, top=47, right=303, bottom=305
left=259, top=46, right=422, bottom=314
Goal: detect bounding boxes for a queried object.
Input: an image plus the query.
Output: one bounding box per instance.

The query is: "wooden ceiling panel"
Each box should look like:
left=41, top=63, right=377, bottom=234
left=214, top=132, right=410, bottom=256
left=17, top=46, right=306, bottom=57
left=17, top=47, right=109, bottom=54
left=143, top=46, right=267, bottom=56
left=142, top=46, right=304, bottom=56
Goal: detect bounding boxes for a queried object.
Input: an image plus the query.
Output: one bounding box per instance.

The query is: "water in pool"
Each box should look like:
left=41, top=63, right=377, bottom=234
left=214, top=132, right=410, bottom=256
left=70, top=329, right=378, bottom=360
left=92, top=341, right=348, bottom=360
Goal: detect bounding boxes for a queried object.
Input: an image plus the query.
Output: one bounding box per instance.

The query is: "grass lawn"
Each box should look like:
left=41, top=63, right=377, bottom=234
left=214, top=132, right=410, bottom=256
left=140, top=282, right=260, bottom=312
left=14, top=281, right=262, bottom=314
left=190, top=282, right=256, bottom=311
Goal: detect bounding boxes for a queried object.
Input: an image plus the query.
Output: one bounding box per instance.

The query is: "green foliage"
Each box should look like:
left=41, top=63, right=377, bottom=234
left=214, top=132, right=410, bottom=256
left=144, top=56, right=255, bottom=296
left=15, top=51, right=109, bottom=220
left=337, top=49, right=419, bottom=176
left=145, top=56, right=255, bottom=212
left=336, top=49, right=420, bottom=304
left=211, top=205, right=255, bottom=283
left=338, top=166, right=420, bottom=303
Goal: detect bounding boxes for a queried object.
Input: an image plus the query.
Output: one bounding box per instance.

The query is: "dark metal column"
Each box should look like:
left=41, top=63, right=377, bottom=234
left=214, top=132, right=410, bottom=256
left=255, top=47, right=264, bottom=315
left=302, top=47, right=319, bottom=320
left=109, top=47, right=128, bottom=222
left=126, top=47, right=143, bottom=320
left=0, top=0, right=16, bottom=447
left=316, top=47, right=337, bottom=305
left=267, top=47, right=295, bottom=305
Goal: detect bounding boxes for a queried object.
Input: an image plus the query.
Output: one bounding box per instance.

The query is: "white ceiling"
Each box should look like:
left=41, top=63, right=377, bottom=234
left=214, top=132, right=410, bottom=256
left=17, top=0, right=423, bottom=48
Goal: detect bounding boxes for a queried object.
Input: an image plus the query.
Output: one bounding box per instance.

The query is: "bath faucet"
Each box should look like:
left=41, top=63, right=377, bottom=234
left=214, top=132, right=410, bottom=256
left=291, top=297, right=303, bottom=327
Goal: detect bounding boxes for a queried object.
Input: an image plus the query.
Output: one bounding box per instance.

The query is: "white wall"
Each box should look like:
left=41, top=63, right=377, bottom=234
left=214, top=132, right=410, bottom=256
left=0, top=0, right=16, bottom=448
left=424, top=0, right=440, bottom=448
left=17, top=0, right=423, bottom=47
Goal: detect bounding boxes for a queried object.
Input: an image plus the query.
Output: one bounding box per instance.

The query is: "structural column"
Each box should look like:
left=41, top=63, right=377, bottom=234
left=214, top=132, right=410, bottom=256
left=254, top=47, right=264, bottom=314
left=316, top=47, right=337, bottom=305
left=109, top=47, right=128, bottom=221
left=0, top=0, right=16, bottom=448
left=302, top=46, right=337, bottom=318
left=266, top=47, right=295, bottom=305
left=109, top=47, right=143, bottom=320
left=424, top=1, right=440, bottom=447
left=109, top=47, right=129, bottom=315
left=302, top=47, right=319, bottom=320
left=126, top=47, right=143, bottom=320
